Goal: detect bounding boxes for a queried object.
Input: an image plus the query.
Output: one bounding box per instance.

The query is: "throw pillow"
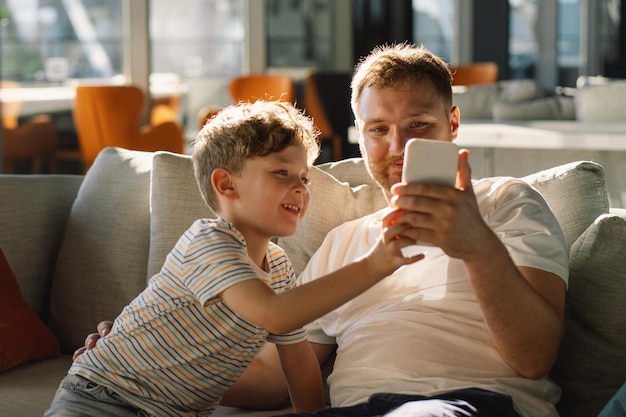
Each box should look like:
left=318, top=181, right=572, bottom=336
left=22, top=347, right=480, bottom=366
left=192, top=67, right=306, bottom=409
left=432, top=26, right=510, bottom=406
left=550, top=214, right=626, bottom=417
left=278, top=158, right=387, bottom=275
left=0, top=248, right=59, bottom=372
left=49, top=147, right=155, bottom=353
left=522, top=160, right=609, bottom=248
left=148, top=151, right=215, bottom=278
left=148, top=153, right=387, bottom=278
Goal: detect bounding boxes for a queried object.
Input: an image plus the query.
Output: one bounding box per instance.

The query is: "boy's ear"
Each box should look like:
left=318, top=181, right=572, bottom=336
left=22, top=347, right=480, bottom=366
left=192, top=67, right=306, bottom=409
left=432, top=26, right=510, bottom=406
left=211, top=168, right=237, bottom=197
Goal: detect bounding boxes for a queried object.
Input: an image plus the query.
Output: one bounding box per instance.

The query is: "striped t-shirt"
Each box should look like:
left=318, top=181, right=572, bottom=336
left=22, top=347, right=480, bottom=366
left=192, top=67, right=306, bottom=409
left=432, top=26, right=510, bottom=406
left=71, top=218, right=305, bottom=416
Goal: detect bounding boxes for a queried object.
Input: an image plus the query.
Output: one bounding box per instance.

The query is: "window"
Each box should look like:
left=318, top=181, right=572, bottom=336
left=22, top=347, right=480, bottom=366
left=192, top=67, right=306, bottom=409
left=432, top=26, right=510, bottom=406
left=0, top=0, right=123, bottom=82
left=265, top=0, right=333, bottom=70
left=150, top=0, right=244, bottom=78
left=412, top=0, right=453, bottom=62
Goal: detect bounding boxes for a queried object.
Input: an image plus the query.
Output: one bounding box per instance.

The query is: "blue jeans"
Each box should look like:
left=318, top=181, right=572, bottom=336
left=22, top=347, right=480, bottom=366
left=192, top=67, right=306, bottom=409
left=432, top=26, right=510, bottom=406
left=599, top=382, right=626, bottom=417
left=279, top=388, right=522, bottom=417
left=44, top=374, right=152, bottom=417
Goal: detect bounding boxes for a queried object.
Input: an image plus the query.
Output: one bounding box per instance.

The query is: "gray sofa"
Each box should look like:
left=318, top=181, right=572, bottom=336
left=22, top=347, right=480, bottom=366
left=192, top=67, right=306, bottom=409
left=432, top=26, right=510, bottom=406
left=1, top=147, right=625, bottom=417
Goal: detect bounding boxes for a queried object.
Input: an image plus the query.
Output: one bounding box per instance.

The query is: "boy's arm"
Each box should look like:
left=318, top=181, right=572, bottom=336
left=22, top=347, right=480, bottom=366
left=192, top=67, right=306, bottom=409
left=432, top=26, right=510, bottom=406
left=277, top=340, right=325, bottom=413
left=221, top=216, right=423, bottom=336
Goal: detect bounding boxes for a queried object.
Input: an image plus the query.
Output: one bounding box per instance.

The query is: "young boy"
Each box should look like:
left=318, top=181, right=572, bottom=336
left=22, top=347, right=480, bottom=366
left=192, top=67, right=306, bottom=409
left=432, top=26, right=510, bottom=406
left=44, top=100, right=423, bottom=416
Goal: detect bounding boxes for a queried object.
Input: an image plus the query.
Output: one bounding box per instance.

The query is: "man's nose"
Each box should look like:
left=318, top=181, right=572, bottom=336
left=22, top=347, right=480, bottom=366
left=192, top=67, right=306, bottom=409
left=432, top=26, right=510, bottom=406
left=389, top=129, right=410, bottom=153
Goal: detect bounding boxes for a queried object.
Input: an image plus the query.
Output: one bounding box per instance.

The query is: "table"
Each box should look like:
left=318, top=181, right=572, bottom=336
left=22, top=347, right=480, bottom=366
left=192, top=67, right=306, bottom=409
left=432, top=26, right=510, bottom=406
left=0, top=83, right=188, bottom=117
left=455, top=121, right=626, bottom=176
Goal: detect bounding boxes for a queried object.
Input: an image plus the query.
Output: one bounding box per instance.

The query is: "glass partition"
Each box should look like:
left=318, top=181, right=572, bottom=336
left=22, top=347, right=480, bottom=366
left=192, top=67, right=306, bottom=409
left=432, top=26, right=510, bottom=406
left=265, top=0, right=333, bottom=70
left=412, top=0, right=453, bottom=62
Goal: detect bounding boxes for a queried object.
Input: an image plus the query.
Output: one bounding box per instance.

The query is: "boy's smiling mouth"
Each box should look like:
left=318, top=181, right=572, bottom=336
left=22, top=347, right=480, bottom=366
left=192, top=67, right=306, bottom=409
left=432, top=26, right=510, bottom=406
left=282, top=204, right=301, bottom=213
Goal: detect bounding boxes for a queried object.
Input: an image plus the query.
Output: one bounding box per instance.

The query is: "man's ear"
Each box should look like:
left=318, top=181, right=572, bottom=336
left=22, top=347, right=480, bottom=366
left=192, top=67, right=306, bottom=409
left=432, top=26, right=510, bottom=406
left=211, top=168, right=237, bottom=198
left=450, top=105, right=461, bottom=139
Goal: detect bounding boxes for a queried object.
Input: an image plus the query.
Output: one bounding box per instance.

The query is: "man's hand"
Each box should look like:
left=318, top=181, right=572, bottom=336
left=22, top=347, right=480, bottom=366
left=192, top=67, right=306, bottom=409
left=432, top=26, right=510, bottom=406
left=388, top=149, right=494, bottom=260
left=72, top=320, right=113, bottom=360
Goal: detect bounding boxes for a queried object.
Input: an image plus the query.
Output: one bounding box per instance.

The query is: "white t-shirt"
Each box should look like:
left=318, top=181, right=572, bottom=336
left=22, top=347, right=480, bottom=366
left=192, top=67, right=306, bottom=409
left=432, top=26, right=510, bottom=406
left=300, top=177, right=569, bottom=417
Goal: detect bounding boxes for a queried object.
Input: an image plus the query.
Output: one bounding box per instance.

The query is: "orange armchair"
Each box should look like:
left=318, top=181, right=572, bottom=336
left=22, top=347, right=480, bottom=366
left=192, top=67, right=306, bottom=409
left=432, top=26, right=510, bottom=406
left=73, top=85, right=184, bottom=170
left=449, top=62, right=499, bottom=86
left=228, top=74, right=295, bottom=104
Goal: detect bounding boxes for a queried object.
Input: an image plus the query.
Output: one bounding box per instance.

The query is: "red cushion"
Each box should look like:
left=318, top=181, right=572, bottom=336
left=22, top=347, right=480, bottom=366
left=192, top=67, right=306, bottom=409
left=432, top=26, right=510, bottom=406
left=0, top=249, right=59, bottom=372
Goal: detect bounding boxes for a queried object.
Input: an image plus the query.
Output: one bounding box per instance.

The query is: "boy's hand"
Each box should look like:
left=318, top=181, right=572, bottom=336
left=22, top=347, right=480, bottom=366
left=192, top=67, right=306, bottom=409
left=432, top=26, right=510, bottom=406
left=363, top=210, right=425, bottom=277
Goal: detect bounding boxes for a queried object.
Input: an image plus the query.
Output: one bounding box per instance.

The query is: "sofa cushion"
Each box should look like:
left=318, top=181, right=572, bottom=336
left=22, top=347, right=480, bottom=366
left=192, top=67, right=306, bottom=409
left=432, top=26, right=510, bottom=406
left=453, top=84, right=499, bottom=119
left=49, top=147, right=155, bottom=353
left=0, top=248, right=59, bottom=372
left=277, top=159, right=387, bottom=275
left=148, top=153, right=387, bottom=278
left=0, top=175, right=83, bottom=316
left=575, top=80, right=626, bottom=122
left=147, top=151, right=215, bottom=278
left=522, top=161, right=609, bottom=248
left=0, top=355, right=73, bottom=416
left=550, top=214, right=626, bottom=417
left=453, top=79, right=544, bottom=120
left=491, top=96, right=576, bottom=121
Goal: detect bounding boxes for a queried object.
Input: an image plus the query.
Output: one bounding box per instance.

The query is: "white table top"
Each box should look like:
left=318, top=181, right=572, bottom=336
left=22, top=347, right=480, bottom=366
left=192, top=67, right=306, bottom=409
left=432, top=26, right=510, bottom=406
left=0, top=83, right=187, bottom=117
left=455, top=120, right=626, bottom=151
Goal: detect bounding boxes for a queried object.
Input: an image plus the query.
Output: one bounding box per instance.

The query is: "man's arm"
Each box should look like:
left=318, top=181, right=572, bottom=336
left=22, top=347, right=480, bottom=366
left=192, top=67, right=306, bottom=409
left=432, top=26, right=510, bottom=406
left=277, top=341, right=325, bottom=413
left=220, top=341, right=337, bottom=409
left=219, top=343, right=288, bottom=409
left=464, top=249, right=565, bottom=378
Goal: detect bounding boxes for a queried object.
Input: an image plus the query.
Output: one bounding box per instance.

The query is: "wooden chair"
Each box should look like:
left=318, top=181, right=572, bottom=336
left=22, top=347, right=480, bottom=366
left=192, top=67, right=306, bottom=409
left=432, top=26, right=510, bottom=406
left=0, top=81, right=23, bottom=129
left=449, top=62, right=499, bottom=86
left=228, top=74, right=295, bottom=103
left=303, top=72, right=353, bottom=161
left=73, top=85, right=184, bottom=170
left=149, top=73, right=183, bottom=125
left=1, top=81, right=59, bottom=173
left=2, top=115, right=58, bottom=174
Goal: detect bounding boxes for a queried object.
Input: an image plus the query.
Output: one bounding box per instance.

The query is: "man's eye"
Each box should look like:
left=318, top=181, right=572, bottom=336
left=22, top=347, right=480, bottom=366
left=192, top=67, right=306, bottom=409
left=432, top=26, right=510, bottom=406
left=369, top=126, right=387, bottom=133
left=275, top=169, right=288, bottom=176
left=410, top=121, right=428, bottom=128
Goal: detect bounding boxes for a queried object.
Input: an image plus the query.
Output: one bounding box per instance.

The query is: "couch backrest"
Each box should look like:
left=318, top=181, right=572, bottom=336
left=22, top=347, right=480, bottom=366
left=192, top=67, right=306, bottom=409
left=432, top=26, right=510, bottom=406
left=40, top=147, right=625, bottom=417
left=48, top=148, right=155, bottom=352
left=0, top=175, right=83, bottom=316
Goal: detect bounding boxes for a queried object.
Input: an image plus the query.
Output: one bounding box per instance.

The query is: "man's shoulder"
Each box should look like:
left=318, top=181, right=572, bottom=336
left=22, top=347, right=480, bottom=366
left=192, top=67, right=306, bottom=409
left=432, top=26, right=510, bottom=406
left=474, top=176, right=546, bottom=208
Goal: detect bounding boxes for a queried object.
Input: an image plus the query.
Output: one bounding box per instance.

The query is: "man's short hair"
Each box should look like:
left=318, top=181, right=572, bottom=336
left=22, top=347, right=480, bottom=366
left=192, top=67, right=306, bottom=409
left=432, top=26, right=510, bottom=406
left=351, top=43, right=453, bottom=116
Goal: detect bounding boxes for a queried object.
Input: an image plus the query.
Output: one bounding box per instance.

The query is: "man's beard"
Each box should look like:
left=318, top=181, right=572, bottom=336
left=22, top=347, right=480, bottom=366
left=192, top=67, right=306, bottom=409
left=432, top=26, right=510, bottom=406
left=364, top=154, right=403, bottom=192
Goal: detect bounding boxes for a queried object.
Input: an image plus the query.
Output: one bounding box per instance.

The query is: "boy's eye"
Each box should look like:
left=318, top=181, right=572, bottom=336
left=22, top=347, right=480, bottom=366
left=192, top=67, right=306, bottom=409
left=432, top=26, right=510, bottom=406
left=275, top=169, right=288, bottom=176
left=301, top=177, right=310, bottom=185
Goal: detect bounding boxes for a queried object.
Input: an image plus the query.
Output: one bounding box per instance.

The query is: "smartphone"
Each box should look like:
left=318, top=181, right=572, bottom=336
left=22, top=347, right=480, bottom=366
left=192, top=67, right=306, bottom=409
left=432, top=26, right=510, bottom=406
left=402, top=138, right=459, bottom=186
left=400, top=139, right=459, bottom=254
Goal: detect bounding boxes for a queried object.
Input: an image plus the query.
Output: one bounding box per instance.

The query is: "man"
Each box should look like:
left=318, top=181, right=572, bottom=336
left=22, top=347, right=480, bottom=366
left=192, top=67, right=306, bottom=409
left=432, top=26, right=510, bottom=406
left=80, top=44, right=568, bottom=417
